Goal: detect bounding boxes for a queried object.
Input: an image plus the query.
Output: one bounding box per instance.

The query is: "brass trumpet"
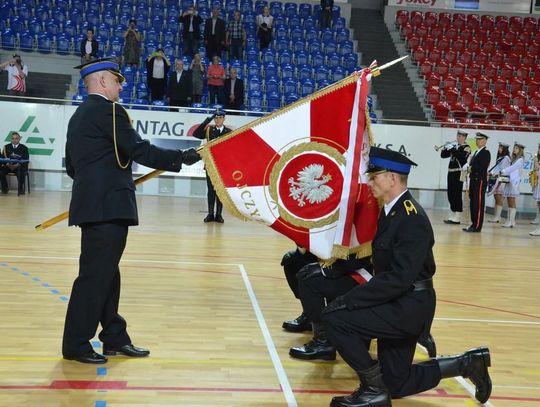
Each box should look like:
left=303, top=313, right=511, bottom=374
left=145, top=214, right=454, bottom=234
left=434, top=141, right=457, bottom=151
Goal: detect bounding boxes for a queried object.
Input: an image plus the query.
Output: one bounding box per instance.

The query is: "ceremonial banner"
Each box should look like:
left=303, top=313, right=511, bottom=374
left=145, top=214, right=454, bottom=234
left=199, top=71, right=380, bottom=261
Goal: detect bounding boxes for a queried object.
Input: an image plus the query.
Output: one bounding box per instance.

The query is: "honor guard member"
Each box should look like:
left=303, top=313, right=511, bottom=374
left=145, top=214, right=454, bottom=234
left=440, top=130, right=471, bottom=224
left=193, top=108, right=231, bottom=223
left=321, top=147, right=492, bottom=407
left=62, top=59, right=201, bottom=364
left=463, top=132, right=491, bottom=233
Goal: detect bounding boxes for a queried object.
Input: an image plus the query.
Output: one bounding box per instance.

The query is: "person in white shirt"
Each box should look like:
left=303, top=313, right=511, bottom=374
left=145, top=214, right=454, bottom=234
left=145, top=49, right=170, bottom=102
left=530, top=143, right=540, bottom=236
left=499, top=142, right=525, bottom=228
left=256, top=6, right=273, bottom=50
left=0, top=55, right=29, bottom=95
left=80, top=29, right=99, bottom=64
left=487, top=142, right=511, bottom=223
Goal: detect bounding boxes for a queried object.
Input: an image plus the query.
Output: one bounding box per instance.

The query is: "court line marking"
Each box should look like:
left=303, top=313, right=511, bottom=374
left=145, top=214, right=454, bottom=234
left=455, top=377, right=495, bottom=407
left=238, top=264, right=297, bottom=407
left=434, top=317, right=540, bottom=326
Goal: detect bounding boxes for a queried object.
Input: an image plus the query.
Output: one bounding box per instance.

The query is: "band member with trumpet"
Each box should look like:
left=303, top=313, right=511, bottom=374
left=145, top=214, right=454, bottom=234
left=499, top=142, right=525, bottom=228
left=487, top=142, right=511, bottom=223
left=463, top=132, right=491, bottom=233
left=438, top=130, right=471, bottom=224
left=530, top=143, right=540, bottom=236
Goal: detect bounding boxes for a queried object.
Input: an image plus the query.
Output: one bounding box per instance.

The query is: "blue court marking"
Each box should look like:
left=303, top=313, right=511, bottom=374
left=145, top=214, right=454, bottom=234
left=1, top=262, right=69, bottom=303
left=95, top=401, right=107, bottom=407
left=97, top=367, right=107, bottom=376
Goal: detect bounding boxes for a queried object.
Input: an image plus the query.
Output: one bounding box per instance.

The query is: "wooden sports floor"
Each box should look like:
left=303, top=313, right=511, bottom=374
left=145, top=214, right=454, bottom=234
left=0, top=191, right=538, bottom=407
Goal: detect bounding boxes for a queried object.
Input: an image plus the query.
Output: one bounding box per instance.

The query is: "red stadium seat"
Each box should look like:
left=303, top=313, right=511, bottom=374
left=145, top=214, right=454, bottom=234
left=446, top=27, right=458, bottom=41
left=426, top=88, right=441, bottom=105
left=416, top=24, right=429, bottom=38
left=495, top=15, right=509, bottom=31
left=482, top=40, right=496, bottom=54
left=422, top=35, right=436, bottom=50
left=527, top=41, right=540, bottom=54
left=495, top=120, right=514, bottom=131
left=433, top=101, right=451, bottom=120
left=478, top=119, right=496, bottom=130
left=451, top=101, right=468, bottom=118
left=507, top=53, right=520, bottom=66
left=440, top=117, right=460, bottom=128
left=527, top=79, right=540, bottom=95
left=460, top=29, right=473, bottom=43
left=475, top=51, right=489, bottom=66
left=466, top=14, right=480, bottom=31
left=495, top=90, right=511, bottom=107
left=475, top=30, right=489, bottom=45
left=493, top=78, right=507, bottom=93
left=512, top=42, right=526, bottom=56
left=452, top=62, right=466, bottom=79
left=467, top=63, right=482, bottom=80
left=396, top=10, right=409, bottom=28
left=460, top=75, right=474, bottom=90
left=508, top=78, right=524, bottom=94
left=524, top=17, right=538, bottom=31
left=425, top=72, right=442, bottom=87
left=484, top=63, right=498, bottom=82
left=438, top=37, right=450, bottom=51
left=491, top=51, right=505, bottom=65
left=410, top=11, right=424, bottom=27
left=500, top=63, right=514, bottom=81
left=461, top=89, right=475, bottom=106
left=505, top=105, right=521, bottom=121
left=481, top=15, right=495, bottom=31
left=522, top=52, right=537, bottom=67
left=486, top=104, right=504, bottom=120
left=478, top=89, right=494, bottom=106
left=515, top=66, right=530, bottom=81
left=439, top=12, right=452, bottom=28
left=453, top=13, right=466, bottom=30
left=469, top=103, right=487, bottom=118
left=428, top=48, right=442, bottom=64
left=521, top=105, right=540, bottom=118
left=435, top=60, right=449, bottom=76
left=419, top=60, right=433, bottom=76
left=468, top=39, right=481, bottom=54
left=424, top=12, right=438, bottom=27
left=489, top=30, right=503, bottom=44
left=412, top=46, right=426, bottom=62
left=512, top=91, right=527, bottom=108
left=509, top=16, right=523, bottom=31
left=530, top=93, right=540, bottom=108
left=430, top=24, right=443, bottom=39
left=476, top=76, right=490, bottom=92
left=407, top=34, right=421, bottom=50
left=444, top=88, right=459, bottom=103
left=459, top=49, right=472, bottom=64
left=443, top=75, right=458, bottom=91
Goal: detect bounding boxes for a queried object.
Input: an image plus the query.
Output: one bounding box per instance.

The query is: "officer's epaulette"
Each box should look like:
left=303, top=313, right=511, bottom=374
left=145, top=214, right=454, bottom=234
left=403, top=199, right=417, bottom=215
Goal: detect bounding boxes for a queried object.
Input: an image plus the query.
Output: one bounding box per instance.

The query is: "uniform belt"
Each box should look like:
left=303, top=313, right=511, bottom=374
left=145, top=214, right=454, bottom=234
left=412, top=279, right=433, bottom=291
left=448, top=168, right=462, bottom=173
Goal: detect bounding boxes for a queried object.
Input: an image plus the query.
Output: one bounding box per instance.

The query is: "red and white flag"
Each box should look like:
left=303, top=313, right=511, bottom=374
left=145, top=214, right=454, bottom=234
left=200, top=69, right=380, bottom=261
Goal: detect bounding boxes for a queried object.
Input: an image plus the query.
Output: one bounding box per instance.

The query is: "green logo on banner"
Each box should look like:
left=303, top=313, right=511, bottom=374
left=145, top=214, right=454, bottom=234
left=4, top=115, right=55, bottom=156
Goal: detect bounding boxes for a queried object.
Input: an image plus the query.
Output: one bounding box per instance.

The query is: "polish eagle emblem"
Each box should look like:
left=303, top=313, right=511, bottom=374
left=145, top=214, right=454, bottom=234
left=288, top=164, right=334, bottom=207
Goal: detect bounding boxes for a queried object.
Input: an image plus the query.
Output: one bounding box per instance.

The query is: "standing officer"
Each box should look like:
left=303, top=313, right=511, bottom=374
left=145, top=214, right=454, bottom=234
left=440, top=130, right=471, bottom=225
left=463, top=132, right=491, bottom=233
left=193, top=109, right=231, bottom=223
left=62, top=59, right=200, bottom=364
left=322, top=147, right=491, bottom=406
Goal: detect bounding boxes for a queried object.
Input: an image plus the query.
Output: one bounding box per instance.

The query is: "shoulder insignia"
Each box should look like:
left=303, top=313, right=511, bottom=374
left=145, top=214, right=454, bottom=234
left=403, top=199, right=417, bottom=215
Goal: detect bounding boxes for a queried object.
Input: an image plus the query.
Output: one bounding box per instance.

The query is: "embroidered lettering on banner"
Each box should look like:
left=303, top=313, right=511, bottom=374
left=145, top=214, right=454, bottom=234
left=396, top=0, right=437, bottom=6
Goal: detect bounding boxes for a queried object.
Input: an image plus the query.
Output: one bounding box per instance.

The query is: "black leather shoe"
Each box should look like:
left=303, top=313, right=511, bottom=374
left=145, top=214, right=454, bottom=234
left=203, top=214, right=214, bottom=223
left=214, top=214, right=224, bottom=223
left=462, top=226, right=480, bottom=233
left=282, top=313, right=311, bottom=332
left=103, top=344, right=150, bottom=357
left=418, top=333, right=437, bottom=358
left=64, top=352, right=108, bottom=364
left=289, top=339, right=336, bottom=360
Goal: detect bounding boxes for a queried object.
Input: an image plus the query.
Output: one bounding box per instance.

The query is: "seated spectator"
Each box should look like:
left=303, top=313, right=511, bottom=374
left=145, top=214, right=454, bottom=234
left=226, top=10, right=246, bottom=60
left=207, top=55, right=225, bottom=105
left=168, top=59, right=192, bottom=111
left=146, top=49, right=170, bottom=102
left=123, top=20, right=141, bottom=68
left=256, top=6, right=273, bottom=50
left=80, top=28, right=99, bottom=64
left=180, top=5, right=203, bottom=57
left=189, top=53, right=205, bottom=104
left=0, top=55, right=28, bottom=96
left=224, top=67, right=244, bottom=111
left=1, top=132, right=29, bottom=195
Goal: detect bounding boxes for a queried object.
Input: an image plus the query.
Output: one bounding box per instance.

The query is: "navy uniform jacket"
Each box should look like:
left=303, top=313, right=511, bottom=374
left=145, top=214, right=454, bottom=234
left=3, top=143, right=29, bottom=170
left=342, top=191, right=436, bottom=334
left=469, top=147, right=491, bottom=181
left=65, top=94, right=184, bottom=226
left=192, top=116, right=232, bottom=142
left=440, top=144, right=470, bottom=170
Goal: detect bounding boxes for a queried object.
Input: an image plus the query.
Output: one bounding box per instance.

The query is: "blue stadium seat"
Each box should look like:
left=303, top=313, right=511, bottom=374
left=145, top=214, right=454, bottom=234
left=45, top=20, right=61, bottom=35
left=297, top=64, right=311, bottom=80
left=119, top=1, right=133, bottom=14
left=317, top=79, right=330, bottom=89
left=72, top=94, right=84, bottom=105
left=246, top=35, right=257, bottom=49
left=369, top=111, right=377, bottom=123
left=331, top=66, right=345, bottom=82
left=86, top=12, right=98, bottom=27
left=28, top=18, right=43, bottom=35
left=87, top=1, right=101, bottom=14
left=324, top=39, right=337, bottom=54
left=311, top=51, right=324, bottom=66
left=118, top=14, right=131, bottom=27
left=270, top=2, right=283, bottom=17
left=280, top=63, right=294, bottom=80
left=300, top=79, right=314, bottom=96
left=334, top=17, right=346, bottom=31
left=266, top=91, right=281, bottom=111
left=64, top=20, right=77, bottom=36
left=168, top=7, right=180, bottom=20
left=248, top=90, right=263, bottom=109
left=292, top=40, right=305, bottom=52
left=284, top=3, right=297, bottom=19
left=343, top=53, right=358, bottom=71
left=35, top=7, right=50, bottom=23
left=109, top=38, right=124, bottom=56
left=247, top=61, right=261, bottom=77
left=52, top=9, right=66, bottom=24
left=145, top=40, right=157, bottom=55
left=122, top=66, right=136, bottom=83
left=245, top=47, right=259, bottom=64
left=152, top=100, right=168, bottom=110
left=103, top=12, right=116, bottom=27
left=274, top=26, right=287, bottom=42
left=326, top=52, right=340, bottom=69
left=163, top=41, right=176, bottom=56
left=303, top=16, right=316, bottom=31
left=162, top=29, right=176, bottom=44
left=332, top=5, right=341, bottom=22
left=37, top=33, right=52, bottom=53
left=167, top=16, right=179, bottom=32
left=315, top=66, right=328, bottom=81
left=265, top=77, right=280, bottom=93
left=264, top=62, right=278, bottom=78
left=288, top=16, right=301, bottom=30
left=274, top=15, right=286, bottom=26
left=17, top=6, right=32, bottom=20
left=305, top=28, right=319, bottom=42
left=56, top=33, right=71, bottom=55
left=136, top=82, right=149, bottom=99
left=336, top=28, right=350, bottom=44
left=321, top=28, right=334, bottom=42
left=339, top=40, right=353, bottom=56
left=294, top=50, right=308, bottom=65
left=19, top=31, right=35, bottom=51
left=289, top=27, right=303, bottom=42
left=70, top=11, right=83, bottom=26
left=97, top=23, right=111, bottom=39
left=299, top=3, right=312, bottom=19
left=240, top=1, right=253, bottom=13
left=244, top=12, right=256, bottom=24
left=283, top=78, right=297, bottom=94
left=9, top=16, right=24, bottom=32
left=284, top=92, right=298, bottom=105
left=247, top=75, right=262, bottom=92
left=275, top=39, right=289, bottom=52
left=262, top=48, right=275, bottom=64
left=145, top=29, right=159, bottom=43
left=278, top=49, right=292, bottom=65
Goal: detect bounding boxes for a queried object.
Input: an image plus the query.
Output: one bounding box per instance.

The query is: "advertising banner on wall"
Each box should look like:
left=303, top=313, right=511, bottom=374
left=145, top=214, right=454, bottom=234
left=1, top=101, right=537, bottom=193
left=388, top=0, right=532, bottom=13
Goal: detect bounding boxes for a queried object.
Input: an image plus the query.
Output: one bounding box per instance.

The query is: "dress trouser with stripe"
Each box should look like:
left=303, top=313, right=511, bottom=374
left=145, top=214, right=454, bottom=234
left=469, top=176, right=487, bottom=231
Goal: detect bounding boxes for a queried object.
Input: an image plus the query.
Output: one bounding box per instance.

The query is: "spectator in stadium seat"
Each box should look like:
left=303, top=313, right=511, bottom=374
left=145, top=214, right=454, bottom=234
left=320, top=0, right=334, bottom=29
left=256, top=6, right=273, bottom=50
left=180, top=5, right=202, bottom=58
left=80, top=28, right=99, bottom=64
left=168, top=59, right=192, bottom=111
left=204, top=7, right=226, bottom=59
left=146, top=49, right=170, bottom=102
left=0, top=54, right=28, bottom=96
left=122, top=20, right=141, bottom=68
left=0, top=131, right=29, bottom=195
left=207, top=55, right=225, bottom=105
left=189, top=53, right=205, bottom=104
left=223, top=67, right=244, bottom=111
left=226, top=10, right=246, bottom=60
